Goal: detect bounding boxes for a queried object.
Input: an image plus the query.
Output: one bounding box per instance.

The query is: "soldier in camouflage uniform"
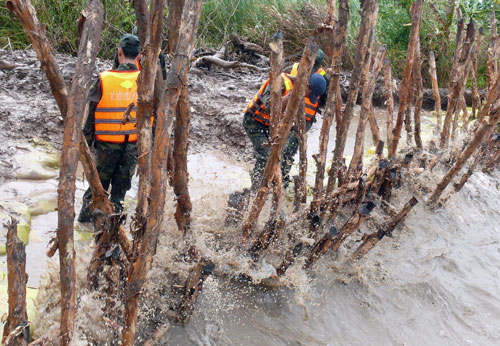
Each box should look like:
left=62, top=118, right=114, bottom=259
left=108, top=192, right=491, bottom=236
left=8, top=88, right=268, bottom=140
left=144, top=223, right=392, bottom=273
left=78, top=34, right=141, bottom=223
left=243, top=73, right=327, bottom=191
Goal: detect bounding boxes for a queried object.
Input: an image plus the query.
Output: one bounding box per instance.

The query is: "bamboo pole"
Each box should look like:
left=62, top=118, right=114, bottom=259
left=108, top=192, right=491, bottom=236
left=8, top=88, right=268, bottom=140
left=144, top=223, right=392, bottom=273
left=347, top=45, right=386, bottom=178
left=5, top=0, right=68, bottom=117
left=3, top=218, right=29, bottom=346
left=429, top=93, right=500, bottom=204
left=390, top=0, right=423, bottom=157
left=429, top=51, right=442, bottom=134
left=240, top=37, right=318, bottom=239
left=121, top=2, right=202, bottom=344
left=440, top=20, right=477, bottom=147
left=327, top=0, right=378, bottom=191
left=352, top=197, right=418, bottom=259
left=310, top=0, right=349, bottom=223
left=413, top=35, right=423, bottom=149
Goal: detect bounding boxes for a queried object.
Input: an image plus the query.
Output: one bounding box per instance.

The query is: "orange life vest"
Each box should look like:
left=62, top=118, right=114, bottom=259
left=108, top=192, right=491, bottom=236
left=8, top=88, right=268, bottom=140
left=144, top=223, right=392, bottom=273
left=290, top=63, right=327, bottom=77
left=95, top=70, right=140, bottom=143
left=244, top=73, right=293, bottom=126
left=305, top=96, right=320, bottom=122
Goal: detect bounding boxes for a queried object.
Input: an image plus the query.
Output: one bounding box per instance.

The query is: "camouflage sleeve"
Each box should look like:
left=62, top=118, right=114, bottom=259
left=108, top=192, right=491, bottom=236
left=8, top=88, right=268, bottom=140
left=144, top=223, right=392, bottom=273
left=83, top=77, right=102, bottom=146
left=260, top=85, right=271, bottom=110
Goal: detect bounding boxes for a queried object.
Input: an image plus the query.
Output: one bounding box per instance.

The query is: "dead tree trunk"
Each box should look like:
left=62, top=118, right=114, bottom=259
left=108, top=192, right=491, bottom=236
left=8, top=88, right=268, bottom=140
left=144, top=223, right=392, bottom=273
left=3, top=218, right=29, bottom=346
left=487, top=8, right=498, bottom=90
left=470, top=28, right=483, bottom=122
left=240, top=37, right=318, bottom=239
left=295, top=101, right=308, bottom=207
left=347, top=45, right=386, bottom=178
left=429, top=51, right=442, bottom=134
left=121, top=1, right=202, bottom=344
left=440, top=20, right=477, bottom=147
left=352, top=197, right=418, bottom=259
left=390, top=0, right=423, bottom=157
left=6, top=0, right=68, bottom=117
left=384, top=58, right=395, bottom=156
left=430, top=91, right=500, bottom=204
left=404, top=71, right=414, bottom=146
left=310, top=0, right=349, bottom=223
left=328, top=0, right=378, bottom=190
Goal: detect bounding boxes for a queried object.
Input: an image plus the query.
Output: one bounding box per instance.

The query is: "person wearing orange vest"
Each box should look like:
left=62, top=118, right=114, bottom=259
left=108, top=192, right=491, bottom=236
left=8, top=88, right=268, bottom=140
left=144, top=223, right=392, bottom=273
left=78, top=34, right=141, bottom=223
left=289, top=49, right=329, bottom=109
left=243, top=73, right=326, bottom=191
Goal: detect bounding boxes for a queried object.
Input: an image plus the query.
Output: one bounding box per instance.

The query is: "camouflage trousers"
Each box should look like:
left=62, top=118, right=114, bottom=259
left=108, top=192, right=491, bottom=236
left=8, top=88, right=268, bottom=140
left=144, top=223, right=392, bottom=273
left=243, top=112, right=312, bottom=191
left=78, top=141, right=137, bottom=222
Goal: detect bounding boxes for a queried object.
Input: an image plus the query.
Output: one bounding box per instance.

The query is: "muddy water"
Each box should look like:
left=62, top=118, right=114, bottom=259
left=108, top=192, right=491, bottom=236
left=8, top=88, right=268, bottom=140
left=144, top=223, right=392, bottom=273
left=1, top=49, right=499, bottom=345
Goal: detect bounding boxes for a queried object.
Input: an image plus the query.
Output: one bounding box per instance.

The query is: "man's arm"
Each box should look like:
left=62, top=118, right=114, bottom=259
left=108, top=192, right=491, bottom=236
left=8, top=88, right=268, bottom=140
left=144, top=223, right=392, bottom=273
left=83, top=77, right=102, bottom=147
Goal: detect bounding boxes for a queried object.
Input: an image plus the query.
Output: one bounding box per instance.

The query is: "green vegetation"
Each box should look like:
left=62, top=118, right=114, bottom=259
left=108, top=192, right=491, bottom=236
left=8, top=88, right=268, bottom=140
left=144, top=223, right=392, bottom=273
left=0, top=0, right=499, bottom=87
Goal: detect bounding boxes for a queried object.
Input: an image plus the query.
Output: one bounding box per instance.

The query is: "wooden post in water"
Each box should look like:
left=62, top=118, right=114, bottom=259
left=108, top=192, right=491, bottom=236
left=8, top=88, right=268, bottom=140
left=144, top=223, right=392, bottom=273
left=429, top=51, right=442, bottom=134
left=384, top=58, right=395, bottom=156
left=347, top=45, right=386, bottom=178
left=121, top=2, right=202, bottom=344
left=440, top=20, right=476, bottom=147
left=2, top=219, right=29, bottom=346
left=310, top=0, right=349, bottom=229
left=413, top=35, right=423, bottom=149
left=430, top=88, right=500, bottom=204
left=390, top=0, right=423, bottom=157
left=134, top=0, right=165, bottom=222
left=327, top=0, right=378, bottom=191
left=487, top=8, right=498, bottom=91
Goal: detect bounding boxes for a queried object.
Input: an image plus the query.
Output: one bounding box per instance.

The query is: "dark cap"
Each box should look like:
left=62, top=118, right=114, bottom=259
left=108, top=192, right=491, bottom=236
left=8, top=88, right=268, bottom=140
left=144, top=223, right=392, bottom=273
left=119, top=34, right=140, bottom=56
left=314, top=49, right=325, bottom=70
left=308, top=73, right=327, bottom=104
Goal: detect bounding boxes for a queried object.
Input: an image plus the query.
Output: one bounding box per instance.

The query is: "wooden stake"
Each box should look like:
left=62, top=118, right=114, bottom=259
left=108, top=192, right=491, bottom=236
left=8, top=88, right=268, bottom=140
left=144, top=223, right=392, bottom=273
left=352, top=197, right=418, bottom=259
left=470, top=28, right=484, bottom=122
left=390, top=0, right=423, bottom=157
left=134, top=0, right=165, bottom=220
left=440, top=20, right=477, bottom=147
left=277, top=242, right=304, bottom=276
left=3, top=218, right=29, bottom=346
left=383, top=58, right=395, bottom=156
left=121, top=2, right=202, bottom=344
left=413, top=35, right=423, bottom=149
left=176, top=259, right=215, bottom=324
left=310, top=0, right=349, bottom=225
left=173, top=85, right=193, bottom=233
left=329, top=0, right=378, bottom=188
left=347, top=44, right=386, bottom=178
left=430, top=94, right=500, bottom=204
left=429, top=51, right=442, bottom=134
left=240, top=37, right=318, bottom=239
left=487, top=8, right=498, bottom=91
